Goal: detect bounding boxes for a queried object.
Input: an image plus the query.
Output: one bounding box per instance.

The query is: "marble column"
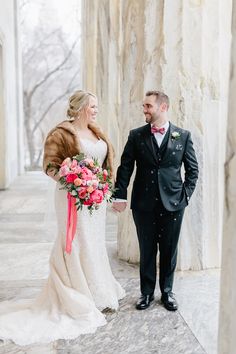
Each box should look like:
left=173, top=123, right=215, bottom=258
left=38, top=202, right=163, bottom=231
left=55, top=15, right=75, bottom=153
left=0, top=42, right=5, bottom=188
left=82, top=0, right=232, bottom=269
left=218, top=1, right=236, bottom=353
left=0, top=0, right=24, bottom=188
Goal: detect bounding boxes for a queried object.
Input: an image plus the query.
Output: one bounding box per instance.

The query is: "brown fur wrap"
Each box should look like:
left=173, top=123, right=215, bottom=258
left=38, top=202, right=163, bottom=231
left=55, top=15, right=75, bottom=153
left=43, top=120, right=114, bottom=177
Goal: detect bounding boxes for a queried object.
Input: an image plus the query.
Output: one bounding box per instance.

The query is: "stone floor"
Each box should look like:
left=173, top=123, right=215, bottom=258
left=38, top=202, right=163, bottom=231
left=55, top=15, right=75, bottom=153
left=0, top=172, right=220, bottom=354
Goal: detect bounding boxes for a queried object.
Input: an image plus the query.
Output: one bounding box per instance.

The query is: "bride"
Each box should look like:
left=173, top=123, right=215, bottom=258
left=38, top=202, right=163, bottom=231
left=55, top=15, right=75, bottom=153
left=0, top=90, right=125, bottom=345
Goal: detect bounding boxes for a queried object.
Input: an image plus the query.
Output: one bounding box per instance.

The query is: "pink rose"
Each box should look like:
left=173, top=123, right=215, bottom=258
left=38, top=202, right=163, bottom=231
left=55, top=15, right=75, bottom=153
left=66, top=173, right=77, bottom=183
left=83, top=198, right=93, bottom=206
left=103, top=169, right=108, bottom=181
left=74, top=178, right=82, bottom=186
left=103, top=183, right=109, bottom=195
left=87, top=186, right=94, bottom=193
left=78, top=188, right=87, bottom=199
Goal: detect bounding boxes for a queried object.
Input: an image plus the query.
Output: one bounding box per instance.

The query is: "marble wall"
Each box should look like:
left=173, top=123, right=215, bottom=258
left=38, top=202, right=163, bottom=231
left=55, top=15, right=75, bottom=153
left=0, top=0, right=24, bottom=189
left=218, top=1, right=236, bottom=352
left=82, top=0, right=232, bottom=270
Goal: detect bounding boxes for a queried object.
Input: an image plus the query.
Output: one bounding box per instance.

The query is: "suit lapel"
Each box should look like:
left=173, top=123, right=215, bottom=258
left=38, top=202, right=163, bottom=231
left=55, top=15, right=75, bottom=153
left=142, top=124, right=159, bottom=164
left=161, top=123, right=179, bottom=161
left=159, top=126, right=170, bottom=154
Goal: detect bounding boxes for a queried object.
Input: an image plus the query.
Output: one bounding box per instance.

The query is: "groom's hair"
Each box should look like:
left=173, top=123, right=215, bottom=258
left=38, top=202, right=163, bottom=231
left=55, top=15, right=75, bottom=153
left=145, top=90, right=170, bottom=110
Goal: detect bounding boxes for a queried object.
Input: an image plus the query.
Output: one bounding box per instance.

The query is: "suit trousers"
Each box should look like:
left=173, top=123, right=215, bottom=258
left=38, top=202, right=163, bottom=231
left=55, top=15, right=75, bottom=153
left=132, top=201, right=185, bottom=296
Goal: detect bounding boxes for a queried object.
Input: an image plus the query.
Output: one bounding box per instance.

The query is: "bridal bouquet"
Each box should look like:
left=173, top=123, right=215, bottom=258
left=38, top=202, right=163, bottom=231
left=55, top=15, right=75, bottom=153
left=57, top=153, right=113, bottom=254
left=59, top=153, right=113, bottom=213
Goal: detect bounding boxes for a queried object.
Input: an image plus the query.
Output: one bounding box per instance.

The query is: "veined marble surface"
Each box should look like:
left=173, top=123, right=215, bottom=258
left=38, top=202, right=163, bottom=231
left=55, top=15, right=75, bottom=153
left=83, top=0, right=231, bottom=271
left=0, top=172, right=219, bottom=354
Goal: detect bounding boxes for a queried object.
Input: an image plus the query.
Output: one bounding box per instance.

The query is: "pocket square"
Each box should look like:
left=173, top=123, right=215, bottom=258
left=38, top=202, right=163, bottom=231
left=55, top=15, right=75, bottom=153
left=176, top=144, right=183, bottom=151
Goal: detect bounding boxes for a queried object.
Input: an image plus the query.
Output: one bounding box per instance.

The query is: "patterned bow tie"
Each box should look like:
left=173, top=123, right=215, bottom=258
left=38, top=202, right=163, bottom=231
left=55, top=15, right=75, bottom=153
left=151, top=126, right=165, bottom=135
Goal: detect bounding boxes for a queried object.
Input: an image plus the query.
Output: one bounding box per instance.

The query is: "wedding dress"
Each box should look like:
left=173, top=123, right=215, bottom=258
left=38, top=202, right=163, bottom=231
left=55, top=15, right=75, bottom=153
left=0, top=138, right=125, bottom=345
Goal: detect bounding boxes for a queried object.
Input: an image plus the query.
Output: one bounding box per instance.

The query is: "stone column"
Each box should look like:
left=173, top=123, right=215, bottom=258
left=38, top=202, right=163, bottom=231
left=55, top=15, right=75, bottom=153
left=218, top=1, right=236, bottom=353
left=82, top=0, right=232, bottom=269
left=0, top=0, right=24, bottom=188
left=0, top=41, right=6, bottom=189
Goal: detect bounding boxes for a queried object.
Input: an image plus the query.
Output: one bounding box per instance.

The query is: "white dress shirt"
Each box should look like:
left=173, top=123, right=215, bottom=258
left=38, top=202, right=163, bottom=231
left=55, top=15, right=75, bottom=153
left=151, top=121, right=169, bottom=147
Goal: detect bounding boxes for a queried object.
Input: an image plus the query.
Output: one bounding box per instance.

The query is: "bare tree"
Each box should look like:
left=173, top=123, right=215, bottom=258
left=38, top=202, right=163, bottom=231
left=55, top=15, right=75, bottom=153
left=20, top=1, right=81, bottom=169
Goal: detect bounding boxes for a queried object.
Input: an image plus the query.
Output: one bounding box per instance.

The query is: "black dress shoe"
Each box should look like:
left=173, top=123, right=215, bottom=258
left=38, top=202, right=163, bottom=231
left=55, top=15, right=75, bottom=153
left=161, top=292, right=178, bottom=311
left=136, top=294, right=154, bottom=310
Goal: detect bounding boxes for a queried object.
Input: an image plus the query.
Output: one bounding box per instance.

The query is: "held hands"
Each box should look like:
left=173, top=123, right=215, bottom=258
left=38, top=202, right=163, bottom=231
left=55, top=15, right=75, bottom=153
left=112, top=201, right=127, bottom=213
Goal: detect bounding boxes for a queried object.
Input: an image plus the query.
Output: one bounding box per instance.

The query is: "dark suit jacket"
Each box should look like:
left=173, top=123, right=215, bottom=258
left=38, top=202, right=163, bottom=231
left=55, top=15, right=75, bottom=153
left=114, top=122, right=199, bottom=212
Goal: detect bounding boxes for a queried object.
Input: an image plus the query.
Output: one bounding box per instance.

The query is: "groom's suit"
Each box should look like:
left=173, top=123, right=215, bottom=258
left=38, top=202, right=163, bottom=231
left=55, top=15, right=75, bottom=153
left=114, top=122, right=198, bottom=296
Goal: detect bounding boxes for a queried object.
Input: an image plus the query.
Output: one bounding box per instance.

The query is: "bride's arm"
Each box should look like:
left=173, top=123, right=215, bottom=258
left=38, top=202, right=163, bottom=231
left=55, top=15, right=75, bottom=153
left=43, top=128, right=64, bottom=180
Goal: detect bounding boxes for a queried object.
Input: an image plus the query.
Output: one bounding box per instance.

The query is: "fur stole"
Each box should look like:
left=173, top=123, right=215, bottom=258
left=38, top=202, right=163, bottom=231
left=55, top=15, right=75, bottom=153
left=43, top=120, right=114, bottom=177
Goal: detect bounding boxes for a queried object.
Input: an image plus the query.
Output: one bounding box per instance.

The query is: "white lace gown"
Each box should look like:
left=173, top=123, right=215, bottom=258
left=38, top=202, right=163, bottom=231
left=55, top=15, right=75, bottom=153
left=0, top=138, right=125, bottom=345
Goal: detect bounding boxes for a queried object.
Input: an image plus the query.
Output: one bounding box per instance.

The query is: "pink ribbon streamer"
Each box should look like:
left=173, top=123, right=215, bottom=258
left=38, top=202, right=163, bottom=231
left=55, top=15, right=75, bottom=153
left=65, top=193, right=77, bottom=254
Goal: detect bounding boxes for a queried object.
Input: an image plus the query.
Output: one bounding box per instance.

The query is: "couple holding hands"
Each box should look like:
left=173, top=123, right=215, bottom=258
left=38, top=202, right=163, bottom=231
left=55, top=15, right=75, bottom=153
left=0, top=89, right=198, bottom=345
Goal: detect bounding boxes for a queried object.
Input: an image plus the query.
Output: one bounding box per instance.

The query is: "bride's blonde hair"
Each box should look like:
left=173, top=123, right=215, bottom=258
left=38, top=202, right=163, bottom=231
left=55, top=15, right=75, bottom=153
left=67, top=90, right=96, bottom=120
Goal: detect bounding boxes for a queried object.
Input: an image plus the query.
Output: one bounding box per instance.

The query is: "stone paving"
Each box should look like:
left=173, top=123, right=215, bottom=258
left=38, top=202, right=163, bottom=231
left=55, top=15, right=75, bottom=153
left=0, top=173, right=219, bottom=354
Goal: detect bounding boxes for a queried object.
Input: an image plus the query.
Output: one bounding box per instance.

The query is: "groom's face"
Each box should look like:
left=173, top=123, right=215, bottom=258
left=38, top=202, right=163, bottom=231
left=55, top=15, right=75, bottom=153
left=143, top=95, right=161, bottom=124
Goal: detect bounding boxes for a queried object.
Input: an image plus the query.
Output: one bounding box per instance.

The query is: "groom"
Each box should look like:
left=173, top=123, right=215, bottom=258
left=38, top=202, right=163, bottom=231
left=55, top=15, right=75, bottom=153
left=112, top=91, right=198, bottom=311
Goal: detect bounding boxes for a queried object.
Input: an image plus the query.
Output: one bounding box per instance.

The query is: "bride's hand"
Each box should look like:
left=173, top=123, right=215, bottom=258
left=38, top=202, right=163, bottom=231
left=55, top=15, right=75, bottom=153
left=47, top=169, right=60, bottom=182
left=112, top=201, right=127, bottom=213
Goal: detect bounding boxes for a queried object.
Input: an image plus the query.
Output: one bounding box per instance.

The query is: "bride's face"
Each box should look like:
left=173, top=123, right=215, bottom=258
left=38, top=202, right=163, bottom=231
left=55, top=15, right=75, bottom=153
left=85, top=96, right=98, bottom=123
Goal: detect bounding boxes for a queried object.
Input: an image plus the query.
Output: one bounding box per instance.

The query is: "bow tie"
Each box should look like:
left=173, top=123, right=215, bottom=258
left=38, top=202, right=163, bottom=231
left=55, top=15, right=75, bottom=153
left=151, top=126, right=165, bottom=135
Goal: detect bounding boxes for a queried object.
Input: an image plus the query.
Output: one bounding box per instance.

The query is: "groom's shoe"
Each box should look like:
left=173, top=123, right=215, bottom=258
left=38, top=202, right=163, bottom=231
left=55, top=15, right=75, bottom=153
left=136, top=294, right=154, bottom=310
left=161, top=292, right=178, bottom=311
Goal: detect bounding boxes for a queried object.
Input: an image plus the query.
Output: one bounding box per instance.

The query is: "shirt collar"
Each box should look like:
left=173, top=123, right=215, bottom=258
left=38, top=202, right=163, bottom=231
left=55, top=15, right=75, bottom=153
left=151, top=121, right=169, bottom=132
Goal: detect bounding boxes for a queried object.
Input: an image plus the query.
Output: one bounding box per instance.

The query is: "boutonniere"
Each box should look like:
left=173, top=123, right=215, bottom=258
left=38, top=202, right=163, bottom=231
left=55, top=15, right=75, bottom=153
left=171, top=131, right=181, bottom=140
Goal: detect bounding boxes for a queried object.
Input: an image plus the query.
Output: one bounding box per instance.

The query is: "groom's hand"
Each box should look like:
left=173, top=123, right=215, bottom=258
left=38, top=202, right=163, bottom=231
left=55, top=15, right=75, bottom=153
left=112, top=201, right=127, bottom=213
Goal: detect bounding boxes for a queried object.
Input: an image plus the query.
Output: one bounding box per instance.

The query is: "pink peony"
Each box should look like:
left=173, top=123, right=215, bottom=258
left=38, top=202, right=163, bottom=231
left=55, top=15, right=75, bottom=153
left=90, top=189, right=104, bottom=204
left=66, top=173, right=77, bottom=183
left=81, top=167, right=94, bottom=181
left=83, top=190, right=103, bottom=206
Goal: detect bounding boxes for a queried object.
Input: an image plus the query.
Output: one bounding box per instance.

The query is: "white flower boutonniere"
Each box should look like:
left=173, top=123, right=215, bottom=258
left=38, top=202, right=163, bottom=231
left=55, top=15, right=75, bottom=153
left=171, top=131, right=181, bottom=140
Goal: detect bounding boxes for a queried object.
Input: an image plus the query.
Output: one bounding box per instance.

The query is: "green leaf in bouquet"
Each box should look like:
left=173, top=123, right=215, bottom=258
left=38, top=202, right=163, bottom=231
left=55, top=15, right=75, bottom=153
left=59, top=185, right=68, bottom=191
left=73, top=153, right=86, bottom=162
left=76, top=203, right=83, bottom=211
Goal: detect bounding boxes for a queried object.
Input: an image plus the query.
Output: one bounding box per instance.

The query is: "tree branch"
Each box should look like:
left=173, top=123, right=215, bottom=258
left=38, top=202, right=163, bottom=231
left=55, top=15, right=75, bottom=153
left=23, top=28, right=61, bottom=67
left=31, top=68, right=80, bottom=134
left=28, top=38, right=79, bottom=100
